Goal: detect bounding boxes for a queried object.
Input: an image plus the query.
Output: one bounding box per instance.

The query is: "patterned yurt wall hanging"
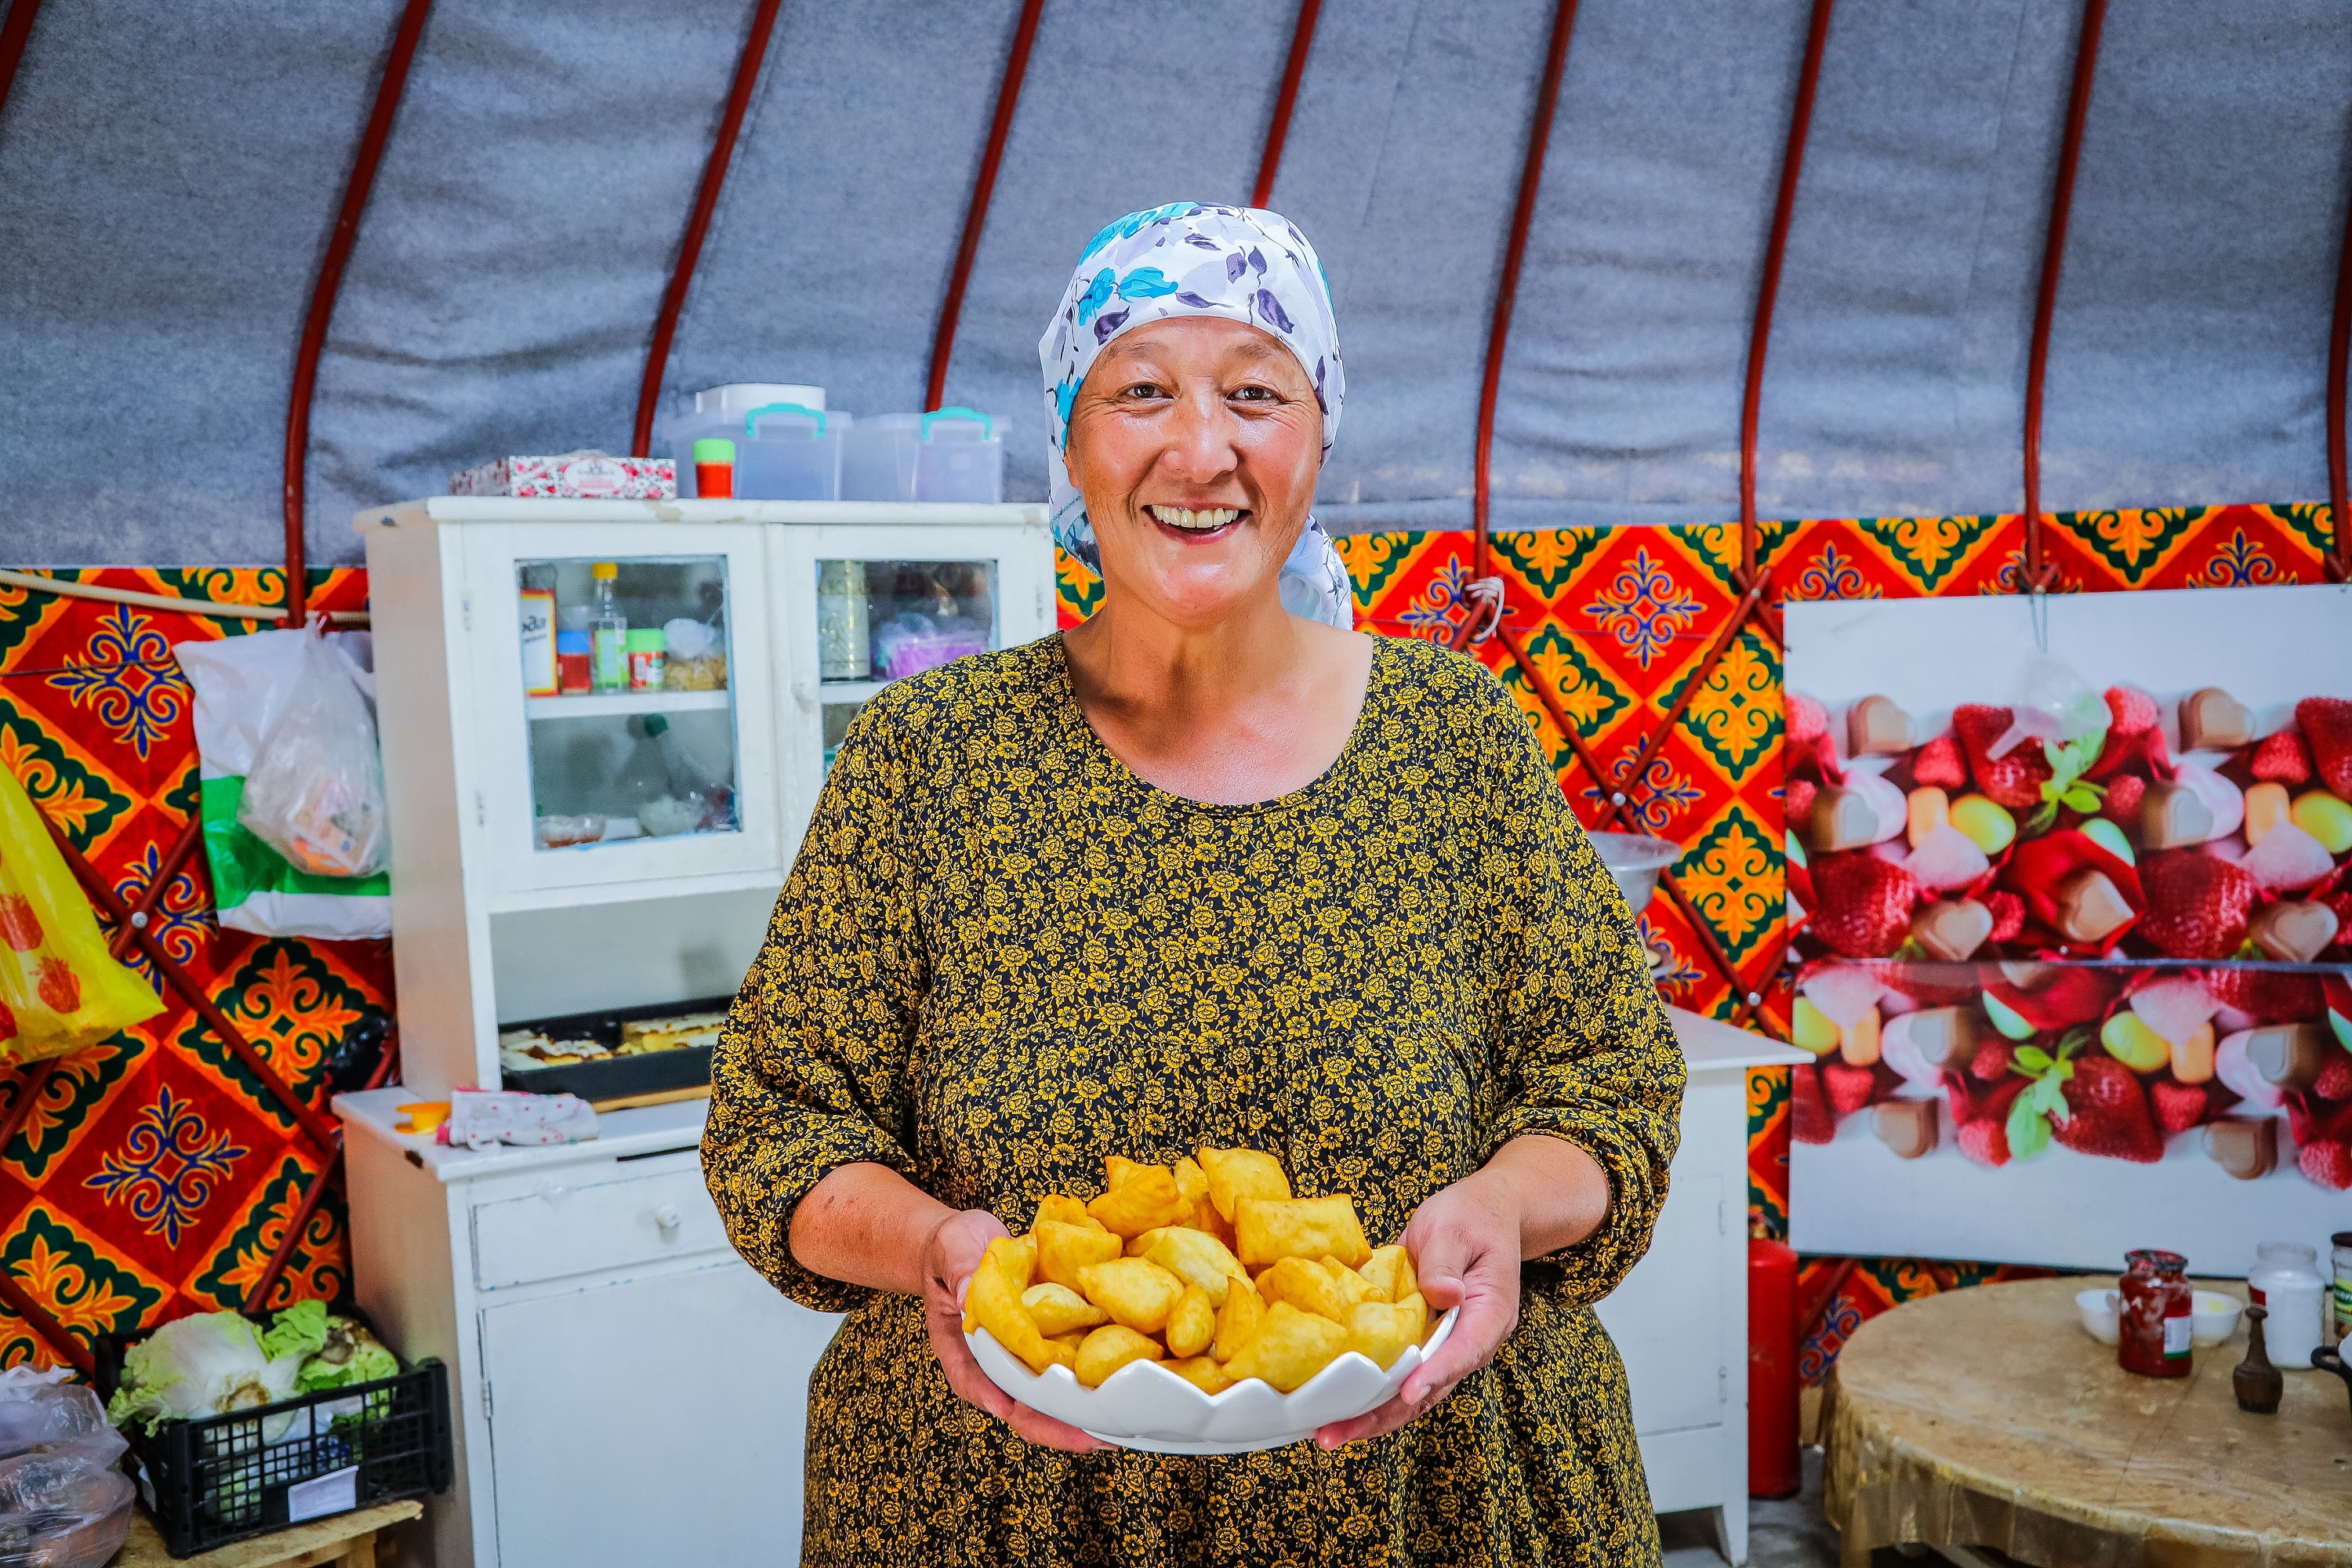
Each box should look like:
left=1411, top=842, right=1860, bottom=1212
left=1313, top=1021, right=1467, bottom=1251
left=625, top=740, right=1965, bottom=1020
left=0, top=569, right=382, bottom=1370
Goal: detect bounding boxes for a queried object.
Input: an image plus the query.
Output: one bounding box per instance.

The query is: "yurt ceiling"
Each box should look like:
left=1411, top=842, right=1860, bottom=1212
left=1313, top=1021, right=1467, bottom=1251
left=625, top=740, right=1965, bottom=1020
left=2, top=0, right=2347, bottom=568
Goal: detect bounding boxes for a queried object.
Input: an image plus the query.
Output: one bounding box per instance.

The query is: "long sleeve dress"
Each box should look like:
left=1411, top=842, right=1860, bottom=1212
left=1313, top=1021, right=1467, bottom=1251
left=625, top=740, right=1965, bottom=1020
left=702, top=632, right=1687, bottom=1567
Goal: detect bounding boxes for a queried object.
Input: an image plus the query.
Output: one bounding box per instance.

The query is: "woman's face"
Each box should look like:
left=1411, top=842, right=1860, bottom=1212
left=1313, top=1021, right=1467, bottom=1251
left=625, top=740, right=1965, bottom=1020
left=1063, top=316, right=1323, bottom=629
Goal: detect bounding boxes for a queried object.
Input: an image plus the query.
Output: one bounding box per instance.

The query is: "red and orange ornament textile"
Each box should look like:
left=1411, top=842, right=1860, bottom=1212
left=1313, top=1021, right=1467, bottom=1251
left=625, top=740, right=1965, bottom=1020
left=0, top=569, right=379, bottom=1369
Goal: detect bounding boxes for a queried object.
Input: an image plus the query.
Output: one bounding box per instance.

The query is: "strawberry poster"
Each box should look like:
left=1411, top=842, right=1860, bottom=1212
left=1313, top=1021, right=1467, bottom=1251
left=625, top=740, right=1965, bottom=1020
left=1781, top=584, right=2352, bottom=1272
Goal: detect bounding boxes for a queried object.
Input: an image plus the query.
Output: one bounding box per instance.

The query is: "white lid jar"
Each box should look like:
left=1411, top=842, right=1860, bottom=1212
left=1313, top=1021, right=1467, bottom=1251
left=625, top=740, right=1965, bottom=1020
left=2248, top=1241, right=2327, bottom=1370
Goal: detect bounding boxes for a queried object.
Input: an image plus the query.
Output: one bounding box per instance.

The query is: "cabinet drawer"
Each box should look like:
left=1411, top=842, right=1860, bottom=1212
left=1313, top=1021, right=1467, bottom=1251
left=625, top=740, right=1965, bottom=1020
left=473, top=1166, right=731, bottom=1289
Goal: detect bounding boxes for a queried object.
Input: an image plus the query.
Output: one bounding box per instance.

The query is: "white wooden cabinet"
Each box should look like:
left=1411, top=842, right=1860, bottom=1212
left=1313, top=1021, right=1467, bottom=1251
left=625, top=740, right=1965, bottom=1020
left=1596, top=1008, right=1809, bottom=1566
left=352, top=497, right=1053, bottom=1566
left=335, top=1091, right=841, bottom=1568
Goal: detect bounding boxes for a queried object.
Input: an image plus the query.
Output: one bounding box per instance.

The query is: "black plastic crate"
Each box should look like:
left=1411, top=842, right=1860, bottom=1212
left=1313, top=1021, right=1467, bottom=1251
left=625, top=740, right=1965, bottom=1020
left=498, top=992, right=731, bottom=1104
left=95, top=1309, right=452, bottom=1558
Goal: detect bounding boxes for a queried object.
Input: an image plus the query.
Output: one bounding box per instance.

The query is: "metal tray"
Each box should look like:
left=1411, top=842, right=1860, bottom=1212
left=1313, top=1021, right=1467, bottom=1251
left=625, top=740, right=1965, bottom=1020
left=498, top=993, right=731, bottom=1104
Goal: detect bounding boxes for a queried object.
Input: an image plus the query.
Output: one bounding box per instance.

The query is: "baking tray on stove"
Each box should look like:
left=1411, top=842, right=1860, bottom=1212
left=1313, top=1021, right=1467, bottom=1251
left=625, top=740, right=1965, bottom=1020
left=499, top=993, right=733, bottom=1105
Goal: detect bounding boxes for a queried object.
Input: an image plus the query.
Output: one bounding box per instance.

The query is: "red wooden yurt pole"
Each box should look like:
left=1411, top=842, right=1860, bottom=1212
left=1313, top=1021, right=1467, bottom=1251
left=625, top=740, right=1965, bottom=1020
left=284, top=0, right=434, bottom=626
left=1738, top=0, right=1835, bottom=588
left=2020, top=0, right=2111, bottom=593
left=1251, top=0, right=1323, bottom=209
left=926, top=0, right=1047, bottom=414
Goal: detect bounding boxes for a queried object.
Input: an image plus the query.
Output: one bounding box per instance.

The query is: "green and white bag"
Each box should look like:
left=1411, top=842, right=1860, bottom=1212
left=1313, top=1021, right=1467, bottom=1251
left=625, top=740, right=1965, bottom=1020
left=174, top=628, right=392, bottom=940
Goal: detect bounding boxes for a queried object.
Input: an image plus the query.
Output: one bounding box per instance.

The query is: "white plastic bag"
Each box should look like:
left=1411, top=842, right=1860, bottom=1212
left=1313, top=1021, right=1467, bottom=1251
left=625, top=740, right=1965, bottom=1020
left=234, top=628, right=390, bottom=879
left=0, top=1367, right=134, bottom=1568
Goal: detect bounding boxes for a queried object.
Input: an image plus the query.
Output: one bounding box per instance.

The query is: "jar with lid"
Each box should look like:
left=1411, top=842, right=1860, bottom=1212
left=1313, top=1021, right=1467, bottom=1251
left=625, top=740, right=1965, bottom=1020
left=2118, top=1250, right=2191, bottom=1377
left=2248, top=1242, right=2327, bottom=1370
left=818, top=561, right=869, bottom=681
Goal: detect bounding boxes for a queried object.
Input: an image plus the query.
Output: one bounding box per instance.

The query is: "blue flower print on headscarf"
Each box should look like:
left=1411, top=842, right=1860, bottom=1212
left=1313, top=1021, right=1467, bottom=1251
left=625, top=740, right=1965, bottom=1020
left=1039, top=202, right=1352, bottom=629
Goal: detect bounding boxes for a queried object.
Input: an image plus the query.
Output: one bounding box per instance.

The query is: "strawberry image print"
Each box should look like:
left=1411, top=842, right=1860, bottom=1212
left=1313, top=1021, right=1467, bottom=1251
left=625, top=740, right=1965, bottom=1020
left=1910, top=735, right=1966, bottom=790
left=2249, top=727, right=2312, bottom=786
left=0, top=895, right=40, bottom=953
left=2148, top=1080, right=2212, bottom=1135
left=2008, top=1029, right=2164, bottom=1164
left=1807, top=853, right=1921, bottom=959
left=0, top=998, right=13, bottom=1045
left=1953, top=706, right=2055, bottom=809
left=1953, top=1077, right=2029, bottom=1167
left=34, top=956, right=78, bottom=1014
left=1791, top=1062, right=1835, bottom=1145
left=2300, top=1141, right=2352, bottom=1192
left=1821, top=1061, right=1879, bottom=1119
left=2136, top=850, right=2259, bottom=960
left=2103, top=686, right=2159, bottom=736
left=2295, top=697, right=2352, bottom=799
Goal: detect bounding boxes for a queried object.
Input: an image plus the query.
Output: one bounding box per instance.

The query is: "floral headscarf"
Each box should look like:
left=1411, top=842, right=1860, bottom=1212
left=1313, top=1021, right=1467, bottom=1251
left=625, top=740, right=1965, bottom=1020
left=1039, top=202, right=1352, bottom=628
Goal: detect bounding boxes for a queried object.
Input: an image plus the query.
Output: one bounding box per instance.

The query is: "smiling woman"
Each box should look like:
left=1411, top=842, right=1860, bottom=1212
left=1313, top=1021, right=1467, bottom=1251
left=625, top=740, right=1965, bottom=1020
left=702, top=203, right=1686, bottom=1567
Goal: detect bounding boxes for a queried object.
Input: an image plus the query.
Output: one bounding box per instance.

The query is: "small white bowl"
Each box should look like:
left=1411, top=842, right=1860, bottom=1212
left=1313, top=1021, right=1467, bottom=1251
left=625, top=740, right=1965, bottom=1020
left=2190, top=1290, right=2241, bottom=1346
left=2076, top=1287, right=2120, bottom=1345
left=968, top=1308, right=1458, bottom=1454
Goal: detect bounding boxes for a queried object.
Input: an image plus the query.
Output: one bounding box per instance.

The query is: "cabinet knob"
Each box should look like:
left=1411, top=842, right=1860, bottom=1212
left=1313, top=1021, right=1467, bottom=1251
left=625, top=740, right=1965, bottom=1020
left=539, top=1184, right=571, bottom=1204
left=652, top=1204, right=684, bottom=1235
left=792, top=679, right=818, bottom=713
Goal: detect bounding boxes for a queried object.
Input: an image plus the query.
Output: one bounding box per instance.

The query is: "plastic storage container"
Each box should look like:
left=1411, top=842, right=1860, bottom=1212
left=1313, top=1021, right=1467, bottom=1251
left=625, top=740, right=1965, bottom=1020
left=736, top=404, right=848, bottom=502
left=915, top=407, right=1004, bottom=503
left=659, top=384, right=826, bottom=498
left=96, top=1312, right=452, bottom=1557
left=2249, top=1240, right=2328, bottom=1369
left=840, top=408, right=1004, bottom=503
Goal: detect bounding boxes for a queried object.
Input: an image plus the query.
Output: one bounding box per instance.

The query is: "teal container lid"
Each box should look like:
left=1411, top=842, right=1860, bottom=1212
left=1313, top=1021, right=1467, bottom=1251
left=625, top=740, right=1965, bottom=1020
left=691, top=437, right=737, bottom=463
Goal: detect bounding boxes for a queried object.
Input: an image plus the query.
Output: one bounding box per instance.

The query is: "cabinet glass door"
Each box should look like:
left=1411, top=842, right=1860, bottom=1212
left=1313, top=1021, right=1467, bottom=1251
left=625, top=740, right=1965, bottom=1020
left=518, top=555, right=741, bottom=851
left=815, top=557, right=999, bottom=773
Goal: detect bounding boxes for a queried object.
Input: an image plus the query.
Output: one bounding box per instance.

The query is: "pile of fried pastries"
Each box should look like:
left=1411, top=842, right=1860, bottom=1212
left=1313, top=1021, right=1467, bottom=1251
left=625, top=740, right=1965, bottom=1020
left=963, top=1149, right=1434, bottom=1396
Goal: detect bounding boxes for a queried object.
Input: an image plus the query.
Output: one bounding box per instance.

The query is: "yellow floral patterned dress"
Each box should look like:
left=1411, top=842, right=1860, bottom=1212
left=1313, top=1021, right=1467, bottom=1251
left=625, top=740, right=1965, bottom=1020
left=702, top=633, right=1685, bottom=1567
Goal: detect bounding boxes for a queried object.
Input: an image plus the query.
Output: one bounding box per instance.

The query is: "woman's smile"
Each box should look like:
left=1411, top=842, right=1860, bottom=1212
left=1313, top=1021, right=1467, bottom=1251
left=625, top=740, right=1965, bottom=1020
left=1145, top=503, right=1247, bottom=541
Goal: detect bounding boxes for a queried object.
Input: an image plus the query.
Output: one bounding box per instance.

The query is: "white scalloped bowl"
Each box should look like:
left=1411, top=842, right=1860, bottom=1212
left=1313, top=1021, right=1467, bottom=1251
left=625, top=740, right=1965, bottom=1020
left=967, top=1308, right=1459, bottom=1454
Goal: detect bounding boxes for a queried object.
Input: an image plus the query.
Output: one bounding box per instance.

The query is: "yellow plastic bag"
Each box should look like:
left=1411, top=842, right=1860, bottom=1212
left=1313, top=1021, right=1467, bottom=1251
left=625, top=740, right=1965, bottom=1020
left=0, top=764, right=164, bottom=1063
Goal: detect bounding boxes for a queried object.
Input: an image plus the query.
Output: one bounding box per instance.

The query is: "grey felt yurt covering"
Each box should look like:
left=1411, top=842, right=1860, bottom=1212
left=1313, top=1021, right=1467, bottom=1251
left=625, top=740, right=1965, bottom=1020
left=2, top=0, right=2347, bottom=566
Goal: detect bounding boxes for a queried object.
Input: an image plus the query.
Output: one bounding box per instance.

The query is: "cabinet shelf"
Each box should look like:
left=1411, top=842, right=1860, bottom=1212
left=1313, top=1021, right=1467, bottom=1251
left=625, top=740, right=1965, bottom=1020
left=817, top=681, right=887, bottom=704
left=526, top=689, right=731, bottom=720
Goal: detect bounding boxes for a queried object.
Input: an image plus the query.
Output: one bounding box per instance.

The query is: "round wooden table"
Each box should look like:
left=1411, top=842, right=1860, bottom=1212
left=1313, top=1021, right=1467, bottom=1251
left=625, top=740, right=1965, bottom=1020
left=1823, top=1277, right=2352, bottom=1568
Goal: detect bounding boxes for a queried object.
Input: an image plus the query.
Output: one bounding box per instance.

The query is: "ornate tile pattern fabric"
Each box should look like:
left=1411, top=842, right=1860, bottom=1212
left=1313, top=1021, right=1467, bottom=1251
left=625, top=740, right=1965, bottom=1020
left=0, top=569, right=379, bottom=1367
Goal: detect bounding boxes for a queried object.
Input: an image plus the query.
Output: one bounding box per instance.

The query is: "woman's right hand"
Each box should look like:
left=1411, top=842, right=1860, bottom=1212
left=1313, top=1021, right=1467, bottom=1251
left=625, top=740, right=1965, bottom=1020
left=920, top=1207, right=1110, bottom=1453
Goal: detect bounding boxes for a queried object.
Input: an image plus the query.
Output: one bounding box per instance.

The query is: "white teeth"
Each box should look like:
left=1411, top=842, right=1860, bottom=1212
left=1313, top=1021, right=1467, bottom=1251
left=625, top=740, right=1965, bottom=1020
left=1151, top=506, right=1240, bottom=532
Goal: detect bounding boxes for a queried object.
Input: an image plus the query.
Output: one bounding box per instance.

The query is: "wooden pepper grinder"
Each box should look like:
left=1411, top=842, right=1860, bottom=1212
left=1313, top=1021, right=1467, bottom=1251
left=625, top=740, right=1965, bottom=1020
left=2234, top=1305, right=2281, bottom=1414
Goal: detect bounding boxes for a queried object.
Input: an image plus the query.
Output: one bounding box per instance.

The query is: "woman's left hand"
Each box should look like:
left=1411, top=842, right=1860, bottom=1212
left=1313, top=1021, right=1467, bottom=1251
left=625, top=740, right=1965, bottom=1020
left=1312, top=1169, right=1523, bottom=1448
left=1312, top=1134, right=1609, bottom=1449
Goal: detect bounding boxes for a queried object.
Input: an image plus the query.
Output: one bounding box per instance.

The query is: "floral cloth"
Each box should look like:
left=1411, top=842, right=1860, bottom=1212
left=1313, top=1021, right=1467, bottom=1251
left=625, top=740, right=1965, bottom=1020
left=702, top=633, right=1686, bottom=1566
left=1039, top=202, right=1354, bottom=628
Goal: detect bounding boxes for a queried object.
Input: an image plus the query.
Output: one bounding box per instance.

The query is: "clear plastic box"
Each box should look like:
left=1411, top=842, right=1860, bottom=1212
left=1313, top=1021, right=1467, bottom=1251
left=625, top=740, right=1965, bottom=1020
left=840, top=408, right=1003, bottom=503
left=735, top=404, right=848, bottom=501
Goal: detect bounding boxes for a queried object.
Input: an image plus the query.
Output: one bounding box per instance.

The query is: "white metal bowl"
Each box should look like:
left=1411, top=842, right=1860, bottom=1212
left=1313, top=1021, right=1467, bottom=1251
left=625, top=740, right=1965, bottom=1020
left=967, top=1307, right=1458, bottom=1454
left=1589, top=831, right=1681, bottom=915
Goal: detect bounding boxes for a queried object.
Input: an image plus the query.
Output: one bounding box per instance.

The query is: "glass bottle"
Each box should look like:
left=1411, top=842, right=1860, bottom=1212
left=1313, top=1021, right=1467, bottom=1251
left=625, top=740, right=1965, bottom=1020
left=2118, top=1250, right=2191, bottom=1377
left=589, top=562, right=628, bottom=692
left=818, top=561, right=869, bottom=681
left=2247, top=1241, right=2327, bottom=1370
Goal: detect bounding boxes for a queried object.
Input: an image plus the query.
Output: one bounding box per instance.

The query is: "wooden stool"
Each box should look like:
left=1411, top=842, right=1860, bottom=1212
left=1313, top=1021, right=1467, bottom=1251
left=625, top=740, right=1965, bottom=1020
left=111, top=1499, right=423, bottom=1568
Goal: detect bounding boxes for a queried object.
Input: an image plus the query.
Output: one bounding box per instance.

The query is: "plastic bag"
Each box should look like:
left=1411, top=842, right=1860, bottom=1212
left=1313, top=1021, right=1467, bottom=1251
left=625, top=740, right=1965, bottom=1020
left=0, top=765, right=165, bottom=1065
left=0, top=1367, right=134, bottom=1568
left=175, top=627, right=391, bottom=939
left=233, top=627, right=390, bottom=879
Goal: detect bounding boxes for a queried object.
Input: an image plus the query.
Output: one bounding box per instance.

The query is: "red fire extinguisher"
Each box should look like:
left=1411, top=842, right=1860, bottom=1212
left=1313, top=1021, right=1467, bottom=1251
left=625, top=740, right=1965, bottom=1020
left=1748, top=1231, right=1801, bottom=1498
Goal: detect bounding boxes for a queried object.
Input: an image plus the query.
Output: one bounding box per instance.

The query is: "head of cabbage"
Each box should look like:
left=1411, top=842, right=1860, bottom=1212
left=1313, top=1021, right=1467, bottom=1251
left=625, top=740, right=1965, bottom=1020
left=105, top=1303, right=399, bottom=1436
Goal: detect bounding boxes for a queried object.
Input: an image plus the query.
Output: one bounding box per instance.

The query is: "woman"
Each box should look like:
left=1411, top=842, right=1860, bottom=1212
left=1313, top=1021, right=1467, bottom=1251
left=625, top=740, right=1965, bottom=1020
left=704, top=203, right=1685, bottom=1566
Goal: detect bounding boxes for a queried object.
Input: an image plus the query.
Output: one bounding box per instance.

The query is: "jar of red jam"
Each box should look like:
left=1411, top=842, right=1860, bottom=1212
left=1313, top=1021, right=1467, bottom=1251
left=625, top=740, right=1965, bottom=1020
left=2118, top=1249, right=2190, bottom=1377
